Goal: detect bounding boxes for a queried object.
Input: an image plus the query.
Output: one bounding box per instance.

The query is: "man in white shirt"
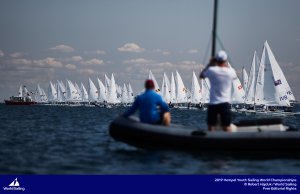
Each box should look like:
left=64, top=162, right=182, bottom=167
left=200, top=50, right=236, bottom=132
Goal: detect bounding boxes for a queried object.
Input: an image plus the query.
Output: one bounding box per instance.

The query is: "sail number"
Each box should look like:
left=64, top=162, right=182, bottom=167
left=279, top=95, right=288, bottom=101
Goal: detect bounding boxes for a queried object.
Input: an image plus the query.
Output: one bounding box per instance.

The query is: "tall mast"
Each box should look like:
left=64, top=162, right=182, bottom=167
left=211, top=0, right=218, bottom=57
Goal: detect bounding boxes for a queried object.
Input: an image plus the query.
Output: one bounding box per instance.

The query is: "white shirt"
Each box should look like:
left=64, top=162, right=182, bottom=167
left=203, top=66, right=237, bottom=104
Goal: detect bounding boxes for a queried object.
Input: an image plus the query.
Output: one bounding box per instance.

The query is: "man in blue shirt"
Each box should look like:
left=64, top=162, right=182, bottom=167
left=123, top=80, right=171, bottom=126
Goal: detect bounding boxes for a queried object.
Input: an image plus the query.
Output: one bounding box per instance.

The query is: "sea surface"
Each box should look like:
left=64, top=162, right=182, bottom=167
left=0, top=103, right=300, bottom=174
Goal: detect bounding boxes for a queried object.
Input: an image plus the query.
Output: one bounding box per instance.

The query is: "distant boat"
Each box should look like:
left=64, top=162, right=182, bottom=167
left=88, top=78, right=98, bottom=102
left=190, top=71, right=202, bottom=104
left=200, top=78, right=210, bottom=104
left=228, top=63, right=245, bottom=104
left=242, top=67, right=248, bottom=95
left=175, top=70, right=188, bottom=104
left=161, top=73, right=171, bottom=104
left=4, top=85, right=36, bottom=105
left=245, top=51, right=259, bottom=105
left=170, top=72, right=176, bottom=104
left=127, top=83, right=134, bottom=103
left=148, top=70, right=161, bottom=94
left=107, top=74, right=119, bottom=104
left=121, top=83, right=128, bottom=104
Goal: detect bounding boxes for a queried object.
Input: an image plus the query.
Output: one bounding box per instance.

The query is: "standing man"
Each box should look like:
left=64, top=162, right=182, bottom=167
left=123, top=79, right=171, bottom=126
left=200, top=50, right=236, bottom=132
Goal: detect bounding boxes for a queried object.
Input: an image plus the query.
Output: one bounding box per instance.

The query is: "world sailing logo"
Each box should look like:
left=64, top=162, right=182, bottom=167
left=3, top=178, right=25, bottom=191
left=9, top=178, right=20, bottom=187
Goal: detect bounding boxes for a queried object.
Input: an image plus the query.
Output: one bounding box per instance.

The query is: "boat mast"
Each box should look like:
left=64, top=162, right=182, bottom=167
left=211, top=0, right=218, bottom=57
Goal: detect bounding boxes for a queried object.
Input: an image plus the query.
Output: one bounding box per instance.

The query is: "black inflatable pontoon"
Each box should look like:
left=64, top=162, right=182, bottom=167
left=109, top=116, right=300, bottom=152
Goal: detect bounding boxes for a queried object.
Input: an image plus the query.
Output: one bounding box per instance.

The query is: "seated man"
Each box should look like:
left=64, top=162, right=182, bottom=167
left=123, top=79, right=171, bottom=126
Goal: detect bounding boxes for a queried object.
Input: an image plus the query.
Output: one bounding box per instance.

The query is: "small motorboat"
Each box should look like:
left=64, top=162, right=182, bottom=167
left=109, top=116, right=300, bottom=152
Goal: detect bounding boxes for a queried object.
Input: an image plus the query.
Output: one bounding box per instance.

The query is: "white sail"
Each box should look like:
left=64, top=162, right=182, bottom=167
left=57, top=80, right=67, bottom=100
left=57, top=81, right=66, bottom=102
left=36, top=84, right=43, bottom=102
left=148, top=70, right=161, bottom=93
left=36, top=84, right=47, bottom=102
left=170, top=72, right=176, bottom=103
left=74, top=82, right=82, bottom=101
left=245, top=51, right=259, bottom=104
left=88, top=78, right=98, bottom=102
left=97, top=78, right=107, bottom=102
left=161, top=76, right=165, bottom=100
left=228, top=63, right=245, bottom=104
left=48, top=81, right=57, bottom=102
left=231, top=77, right=245, bottom=103
left=255, top=41, right=290, bottom=106
left=23, top=86, right=32, bottom=100
left=175, top=71, right=187, bottom=103
left=162, top=75, right=171, bottom=103
left=116, top=84, right=122, bottom=96
left=57, top=83, right=65, bottom=102
left=107, top=74, right=119, bottom=104
left=80, top=83, right=89, bottom=102
left=104, top=74, right=110, bottom=95
left=18, top=85, right=23, bottom=97
left=66, top=80, right=79, bottom=101
left=41, top=88, right=48, bottom=102
left=201, top=78, right=210, bottom=103
left=163, top=72, right=170, bottom=91
left=191, top=71, right=202, bottom=104
left=242, top=67, right=248, bottom=95
left=265, top=41, right=295, bottom=102
left=127, top=83, right=134, bottom=103
left=59, top=81, right=66, bottom=93
left=105, top=74, right=111, bottom=87
left=121, top=83, right=128, bottom=104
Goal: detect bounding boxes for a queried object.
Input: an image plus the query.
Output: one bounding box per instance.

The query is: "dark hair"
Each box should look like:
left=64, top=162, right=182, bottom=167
left=145, top=79, right=155, bottom=89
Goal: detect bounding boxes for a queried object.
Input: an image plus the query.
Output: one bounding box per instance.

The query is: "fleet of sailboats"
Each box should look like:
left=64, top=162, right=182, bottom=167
left=5, top=41, right=296, bottom=112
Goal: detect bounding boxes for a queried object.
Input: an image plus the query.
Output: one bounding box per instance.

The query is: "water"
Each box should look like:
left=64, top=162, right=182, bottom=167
left=0, top=104, right=300, bottom=174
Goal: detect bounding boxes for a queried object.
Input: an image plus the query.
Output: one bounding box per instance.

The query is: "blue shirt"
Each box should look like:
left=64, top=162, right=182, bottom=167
left=124, top=89, right=170, bottom=124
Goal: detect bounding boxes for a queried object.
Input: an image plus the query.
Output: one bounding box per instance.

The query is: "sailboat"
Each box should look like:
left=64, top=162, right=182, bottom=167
left=127, top=83, right=134, bottom=103
left=242, top=67, right=248, bottom=95
left=161, top=73, right=171, bottom=104
left=148, top=70, right=161, bottom=94
left=190, top=71, right=202, bottom=108
left=228, top=63, right=245, bottom=104
left=255, top=41, right=291, bottom=109
left=48, top=81, right=57, bottom=103
left=175, top=71, right=188, bottom=105
left=66, top=80, right=79, bottom=103
left=88, top=78, right=98, bottom=102
left=245, top=51, right=259, bottom=106
left=80, top=83, right=89, bottom=102
left=170, top=72, right=176, bottom=104
left=121, top=83, right=129, bottom=105
left=56, top=80, right=66, bottom=103
left=74, top=82, right=82, bottom=101
left=35, top=84, right=48, bottom=103
left=97, top=78, right=107, bottom=103
left=107, top=74, right=119, bottom=105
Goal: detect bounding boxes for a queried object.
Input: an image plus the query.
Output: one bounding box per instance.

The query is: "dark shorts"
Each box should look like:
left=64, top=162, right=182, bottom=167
left=207, top=103, right=231, bottom=126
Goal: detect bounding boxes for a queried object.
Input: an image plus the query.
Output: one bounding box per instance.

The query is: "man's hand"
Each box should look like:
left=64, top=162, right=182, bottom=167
left=200, top=57, right=216, bottom=79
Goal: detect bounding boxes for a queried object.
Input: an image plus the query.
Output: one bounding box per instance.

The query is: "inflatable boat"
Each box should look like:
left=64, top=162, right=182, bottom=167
left=109, top=116, right=300, bottom=152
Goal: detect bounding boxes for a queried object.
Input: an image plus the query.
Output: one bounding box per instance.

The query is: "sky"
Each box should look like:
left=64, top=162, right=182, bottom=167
left=0, top=0, right=300, bottom=101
